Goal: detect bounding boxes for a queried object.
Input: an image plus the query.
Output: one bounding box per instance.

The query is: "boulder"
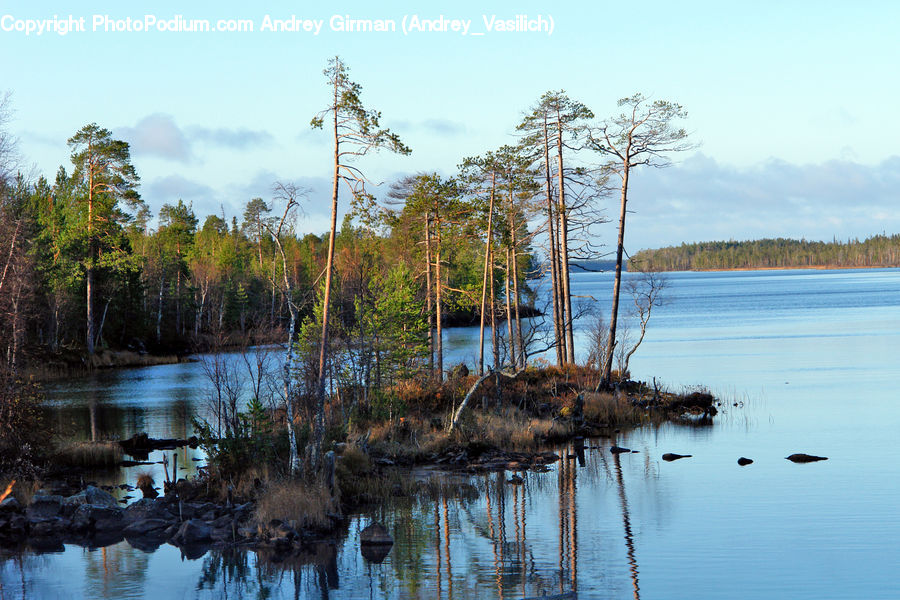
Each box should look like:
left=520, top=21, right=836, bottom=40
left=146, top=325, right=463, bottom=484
left=609, top=446, right=631, bottom=454
left=172, top=519, right=212, bottom=545
left=64, top=486, right=118, bottom=511
left=26, top=494, right=63, bottom=521
left=125, top=498, right=174, bottom=523
left=71, top=504, right=124, bottom=533
left=360, top=522, right=393, bottom=546
left=737, top=457, right=753, bottom=466
left=122, top=518, right=171, bottom=536
left=786, top=453, right=828, bottom=463
left=29, top=518, right=66, bottom=537
left=0, top=497, right=21, bottom=513
left=662, top=453, right=692, bottom=462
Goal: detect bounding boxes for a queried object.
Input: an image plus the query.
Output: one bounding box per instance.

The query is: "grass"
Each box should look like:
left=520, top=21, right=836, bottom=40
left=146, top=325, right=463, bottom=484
left=53, top=441, right=123, bottom=469
left=254, top=479, right=337, bottom=531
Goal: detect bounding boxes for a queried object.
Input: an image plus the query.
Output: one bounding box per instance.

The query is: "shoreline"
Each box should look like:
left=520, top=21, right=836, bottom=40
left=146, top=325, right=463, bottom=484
left=674, top=264, right=899, bottom=273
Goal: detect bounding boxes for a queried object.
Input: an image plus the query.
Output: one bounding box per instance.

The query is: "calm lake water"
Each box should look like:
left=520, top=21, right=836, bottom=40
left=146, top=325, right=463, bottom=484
left=3, top=268, right=899, bottom=599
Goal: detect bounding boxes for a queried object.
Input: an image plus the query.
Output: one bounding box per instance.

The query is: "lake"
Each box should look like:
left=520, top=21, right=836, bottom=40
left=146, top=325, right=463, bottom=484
left=3, top=268, right=899, bottom=599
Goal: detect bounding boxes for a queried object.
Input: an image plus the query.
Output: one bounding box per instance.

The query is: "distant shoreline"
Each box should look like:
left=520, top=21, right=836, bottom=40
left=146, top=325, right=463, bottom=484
left=686, top=264, right=899, bottom=273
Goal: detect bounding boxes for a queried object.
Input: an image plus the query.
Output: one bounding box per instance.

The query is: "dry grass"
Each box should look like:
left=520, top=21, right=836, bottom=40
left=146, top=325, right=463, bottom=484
left=53, top=441, right=123, bottom=469
left=254, top=479, right=337, bottom=531
left=582, top=391, right=647, bottom=425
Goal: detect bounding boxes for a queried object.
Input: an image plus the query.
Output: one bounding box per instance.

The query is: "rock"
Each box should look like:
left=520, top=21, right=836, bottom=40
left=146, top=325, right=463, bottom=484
left=786, top=453, right=828, bottom=463
left=26, top=494, right=63, bottom=521
left=172, top=519, right=212, bottom=545
left=126, top=534, right=166, bottom=553
left=662, top=453, right=692, bottom=461
left=210, top=514, right=233, bottom=529
left=507, top=475, right=524, bottom=485
left=609, top=446, right=631, bottom=454
left=449, top=363, right=469, bottom=379
left=211, top=526, right=235, bottom=542
left=0, top=497, right=21, bottom=513
left=71, top=504, right=124, bottom=533
left=361, top=542, right=392, bottom=564
left=29, top=517, right=66, bottom=537
left=64, top=486, right=118, bottom=511
left=737, top=457, right=753, bottom=466
left=0, top=514, right=27, bottom=537
left=122, top=518, right=171, bottom=536
left=125, top=498, right=174, bottom=522
left=360, top=522, right=393, bottom=546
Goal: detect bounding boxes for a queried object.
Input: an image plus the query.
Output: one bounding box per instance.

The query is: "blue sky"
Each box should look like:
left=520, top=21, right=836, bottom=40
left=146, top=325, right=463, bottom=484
left=2, top=0, right=898, bottom=250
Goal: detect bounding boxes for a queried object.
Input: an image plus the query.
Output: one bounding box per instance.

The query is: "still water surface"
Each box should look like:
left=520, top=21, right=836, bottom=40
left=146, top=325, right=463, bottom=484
left=3, top=268, right=899, bottom=599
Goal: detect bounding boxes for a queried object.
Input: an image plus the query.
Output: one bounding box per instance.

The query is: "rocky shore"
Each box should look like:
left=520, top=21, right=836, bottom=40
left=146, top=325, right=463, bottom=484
left=0, top=483, right=342, bottom=556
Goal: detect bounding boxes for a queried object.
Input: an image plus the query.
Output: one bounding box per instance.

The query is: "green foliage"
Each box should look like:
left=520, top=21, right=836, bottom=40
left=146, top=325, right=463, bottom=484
left=631, top=235, right=900, bottom=271
left=191, top=397, right=288, bottom=479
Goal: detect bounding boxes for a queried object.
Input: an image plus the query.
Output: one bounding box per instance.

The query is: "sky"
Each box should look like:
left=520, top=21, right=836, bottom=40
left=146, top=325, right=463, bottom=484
left=1, top=0, right=898, bottom=252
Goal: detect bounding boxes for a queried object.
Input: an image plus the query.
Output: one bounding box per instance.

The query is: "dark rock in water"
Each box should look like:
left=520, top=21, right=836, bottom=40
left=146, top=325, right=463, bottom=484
left=786, top=453, right=828, bottom=463
left=126, top=533, right=167, bottom=553
left=122, top=518, right=171, bottom=536
left=737, top=457, right=753, bottom=466
left=360, top=522, right=393, bottom=546
left=610, top=446, right=631, bottom=454
left=662, top=453, right=692, bottom=461
left=507, top=475, right=524, bottom=485
left=361, top=542, right=392, bottom=564
left=64, top=485, right=118, bottom=511
left=172, top=519, right=212, bottom=545
left=0, top=497, right=21, bottom=513
left=26, top=494, right=65, bottom=523
left=30, top=517, right=66, bottom=537
left=71, top=504, right=124, bottom=533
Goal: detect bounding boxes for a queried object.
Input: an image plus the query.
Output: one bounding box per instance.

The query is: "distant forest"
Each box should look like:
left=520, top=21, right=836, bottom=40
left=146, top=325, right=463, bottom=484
left=630, top=235, right=900, bottom=271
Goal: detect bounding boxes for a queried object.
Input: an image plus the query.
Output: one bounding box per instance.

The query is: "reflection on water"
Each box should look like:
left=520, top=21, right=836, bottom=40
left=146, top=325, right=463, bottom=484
left=5, top=268, right=900, bottom=598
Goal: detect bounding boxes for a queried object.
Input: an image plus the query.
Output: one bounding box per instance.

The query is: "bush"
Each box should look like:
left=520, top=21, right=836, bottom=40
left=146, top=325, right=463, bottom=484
left=0, top=370, right=49, bottom=478
left=192, top=397, right=289, bottom=480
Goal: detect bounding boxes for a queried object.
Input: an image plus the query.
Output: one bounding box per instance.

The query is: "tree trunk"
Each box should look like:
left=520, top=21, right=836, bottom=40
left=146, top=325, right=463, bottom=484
left=156, top=275, right=164, bottom=343
left=435, top=223, right=443, bottom=380
left=543, top=117, right=564, bottom=366
left=86, top=159, right=95, bottom=356
left=478, top=175, right=495, bottom=375
left=504, top=247, right=515, bottom=367
left=86, top=267, right=95, bottom=355
left=489, top=245, right=499, bottom=372
left=425, top=212, right=434, bottom=377
left=557, top=112, right=575, bottom=364
left=603, top=159, right=631, bottom=385
left=315, top=99, right=341, bottom=468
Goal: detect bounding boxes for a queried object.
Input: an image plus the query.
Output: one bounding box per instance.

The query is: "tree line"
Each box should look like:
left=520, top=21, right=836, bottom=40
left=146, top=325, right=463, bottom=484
left=0, top=57, right=692, bottom=472
left=630, top=235, right=900, bottom=271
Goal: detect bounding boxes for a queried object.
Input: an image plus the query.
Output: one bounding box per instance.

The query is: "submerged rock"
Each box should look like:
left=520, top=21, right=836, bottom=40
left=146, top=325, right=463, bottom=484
left=662, top=453, right=692, bottom=461
left=786, top=453, right=828, bottom=463
left=609, top=446, right=631, bottom=454
left=737, top=457, right=754, bottom=466
left=507, top=475, right=524, bottom=485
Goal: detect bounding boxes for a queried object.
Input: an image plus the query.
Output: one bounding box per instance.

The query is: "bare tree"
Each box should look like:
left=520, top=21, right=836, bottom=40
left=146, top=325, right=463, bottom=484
left=621, top=270, right=667, bottom=375
left=589, top=94, right=694, bottom=386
